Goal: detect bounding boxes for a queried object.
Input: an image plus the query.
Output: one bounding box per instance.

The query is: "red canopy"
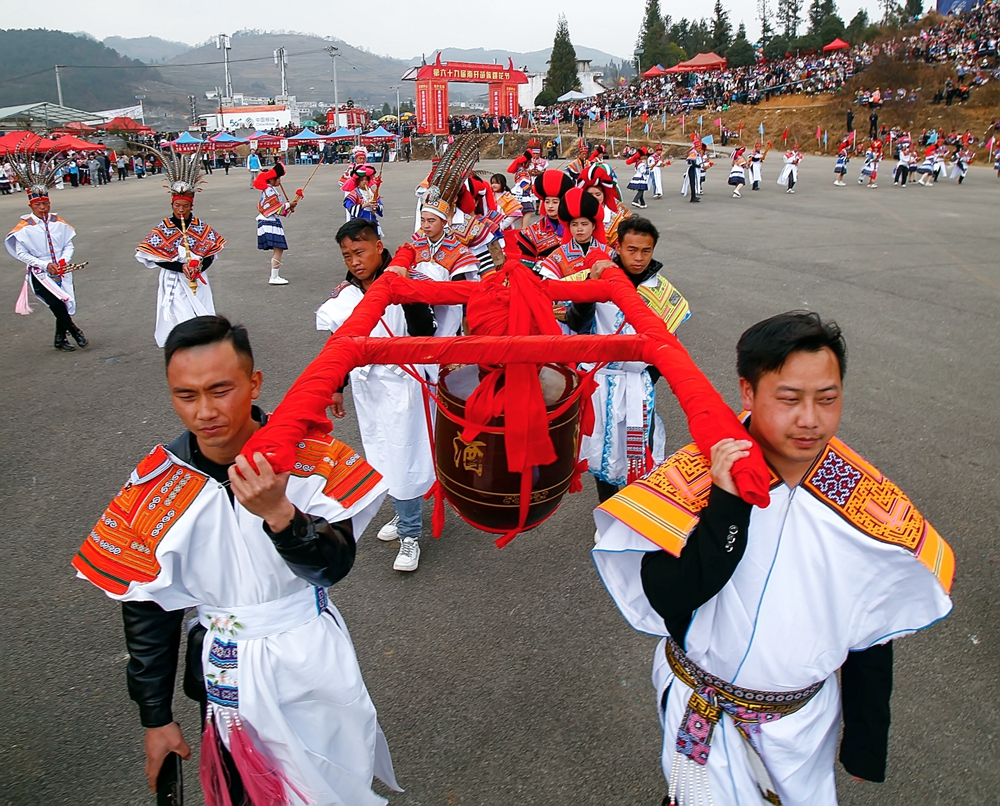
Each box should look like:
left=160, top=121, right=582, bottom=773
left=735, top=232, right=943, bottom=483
left=103, top=116, right=153, bottom=134
left=641, top=65, right=669, bottom=78
left=62, top=121, right=97, bottom=133
left=50, top=135, right=104, bottom=152
left=665, top=52, right=728, bottom=73
left=0, top=130, right=64, bottom=154
left=823, top=37, right=850, bottom=52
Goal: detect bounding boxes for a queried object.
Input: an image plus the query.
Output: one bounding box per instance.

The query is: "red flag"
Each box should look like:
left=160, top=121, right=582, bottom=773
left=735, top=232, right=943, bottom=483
left=680, top=114, right=685, bottom=126
left=738, top=121, right=743, bottom=133
left=782, top=127, right=789, bottom=140
left=713, top=117, right=722, bottom=127
left=816, top=125, right=822, bottom=140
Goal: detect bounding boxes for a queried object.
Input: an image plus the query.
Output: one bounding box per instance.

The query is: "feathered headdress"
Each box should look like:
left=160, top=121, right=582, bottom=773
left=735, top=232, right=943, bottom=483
left=137, top=142, right=205, bottom=199
left=422, top=133, right=490, bottom=220
left=5, top=138, right=71, bottom=202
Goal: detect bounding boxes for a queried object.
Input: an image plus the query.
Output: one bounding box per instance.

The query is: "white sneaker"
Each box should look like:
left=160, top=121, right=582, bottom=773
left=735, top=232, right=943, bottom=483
left=732, top=190, right=741, bottom=197
left=393, top=537, right=420, bottom=572
left=377, top=515, right=400, bottom=541
left=268, top=276, right=289, bottom=285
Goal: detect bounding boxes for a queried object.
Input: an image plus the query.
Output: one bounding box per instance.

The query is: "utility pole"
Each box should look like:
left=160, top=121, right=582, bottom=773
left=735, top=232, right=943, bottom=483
left=54, top=65, right=64, bottom=106
left=389, top=85, right=401, bottom=117
left=217, top=34, right=233, bottom=101
left=325, top=46, right=340, bottom=127
left=274, top=47, right=288, bottom=98
left=189, top=95, right=198, bottom=129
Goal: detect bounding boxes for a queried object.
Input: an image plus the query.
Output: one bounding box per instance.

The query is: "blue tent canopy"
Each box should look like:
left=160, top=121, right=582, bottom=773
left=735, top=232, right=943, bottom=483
left=361, top=125, right=398, bottom=141
left=171, top=132, right=204, bottom=144
left=287, top=128, right=326, bottom=141
left=327, top=127, right=357, bottom=140
left=209, top=131, right=248, bottom=144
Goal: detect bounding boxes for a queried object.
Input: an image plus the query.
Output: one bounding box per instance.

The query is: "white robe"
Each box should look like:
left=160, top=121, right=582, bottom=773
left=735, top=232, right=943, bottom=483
left=776, top=154, right=800, bottom=186
left=578, top=273, right=677, bottom=486
left=648, top=156, right=664, bottom=196
left=593, top=445, right=953, bottom=806
left=316, top=284, right=436, bottom=501
left=77, top=442, right=397, bottom=805
left=5, top=213, right=77, bottom=314
left=747, top=154, right=763, bottom=184
left=134, top=250, right=216, bottom=348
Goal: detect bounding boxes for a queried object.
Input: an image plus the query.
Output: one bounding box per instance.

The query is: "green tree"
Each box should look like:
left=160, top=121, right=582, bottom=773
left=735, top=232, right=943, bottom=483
left=665, top=42, right=688, bottom=66
left=903, top=0, right=923, bottom=19
left=546, top=14, right=581, bottom=96
left=778, top=0, right=802, bottom=37
left=808, top=0, right=826, bottom=32
left=711, top=0, right=733, bottom=51
left=636, top=0, right=672, bottom=71
left=727, top=23, right=757, bottom=66
left=381, top=102, right=391, bottom=116
left=534, top=88, right=558, bottom=107
left=764, top=35, right=790, bottom=59
left=845, top=9, right=868, bottom=41
left=759, top=0, right=776, bottom=46
left=819, top=14, right=847, bottom=43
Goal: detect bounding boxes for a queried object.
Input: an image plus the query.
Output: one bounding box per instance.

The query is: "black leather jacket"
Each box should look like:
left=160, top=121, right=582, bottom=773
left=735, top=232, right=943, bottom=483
left=121, top=414, right=357, bottom=728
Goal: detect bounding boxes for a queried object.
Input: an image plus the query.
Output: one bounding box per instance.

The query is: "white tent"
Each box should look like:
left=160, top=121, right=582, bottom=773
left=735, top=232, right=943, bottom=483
left=556, top=90, right=594, bottom=102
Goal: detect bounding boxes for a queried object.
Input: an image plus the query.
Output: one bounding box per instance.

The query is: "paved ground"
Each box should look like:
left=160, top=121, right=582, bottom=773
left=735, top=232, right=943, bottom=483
left=0, top=156, right=997, bottom=806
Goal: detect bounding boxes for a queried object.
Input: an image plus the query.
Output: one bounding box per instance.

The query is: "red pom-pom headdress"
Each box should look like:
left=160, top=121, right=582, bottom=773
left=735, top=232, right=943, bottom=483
left=533, top=169, right=574, bottom=202
left=557, top=187, right=606, bottom=244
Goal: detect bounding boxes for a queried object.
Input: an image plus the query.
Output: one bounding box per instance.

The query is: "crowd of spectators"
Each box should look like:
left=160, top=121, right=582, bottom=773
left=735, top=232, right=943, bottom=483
left=902, top=0, right=999, bottom=66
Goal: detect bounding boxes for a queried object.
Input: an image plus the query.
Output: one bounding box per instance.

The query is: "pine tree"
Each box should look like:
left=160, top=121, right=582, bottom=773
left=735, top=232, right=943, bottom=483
left=778, top=0, right=802, bottom=37
left=711, top=0, right=733, bottom=52
left=808, top=0, right=825, bottom=33
left=758, top=0, right=775, bottom=45
left=547, top=14, right=581, bottom=96
left=727, top=22, right=757, bottom=66
left=636, top=0, right=671, bottom=72
left=903, top=0, right=923, bottom=19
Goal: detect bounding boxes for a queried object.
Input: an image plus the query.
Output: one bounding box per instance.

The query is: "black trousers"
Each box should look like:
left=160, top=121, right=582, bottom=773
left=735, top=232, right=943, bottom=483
left=595, top=477, right=621, bottom=503
left=687, top=165, right=700, bottom=201
left=30, top=275, right=76, bottom=334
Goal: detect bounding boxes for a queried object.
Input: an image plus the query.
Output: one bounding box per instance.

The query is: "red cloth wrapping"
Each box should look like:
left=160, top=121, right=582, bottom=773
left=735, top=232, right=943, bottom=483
left=242, top=268, right=771, bottom=509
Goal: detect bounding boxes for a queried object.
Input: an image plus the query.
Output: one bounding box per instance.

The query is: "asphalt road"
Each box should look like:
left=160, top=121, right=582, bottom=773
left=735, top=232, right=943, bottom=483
left=0, top=155, right=997, bottom=806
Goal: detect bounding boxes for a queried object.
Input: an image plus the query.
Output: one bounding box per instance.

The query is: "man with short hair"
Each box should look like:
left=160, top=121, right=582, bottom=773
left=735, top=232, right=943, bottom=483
left=593, top=311, right=954, bottom=806
left=73, top=315, right=399, bottom=805
left=317, top=219, right=437, bottom=572
left=5, top=174, right=87, bottom=351
left=566, top=217, right=690, bottom=505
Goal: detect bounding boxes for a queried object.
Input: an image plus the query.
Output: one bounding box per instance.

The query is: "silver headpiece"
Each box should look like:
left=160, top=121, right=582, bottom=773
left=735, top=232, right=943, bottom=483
left=137, top=141, right=206, bottom=198
left=4, top=137, right=71, bottom=201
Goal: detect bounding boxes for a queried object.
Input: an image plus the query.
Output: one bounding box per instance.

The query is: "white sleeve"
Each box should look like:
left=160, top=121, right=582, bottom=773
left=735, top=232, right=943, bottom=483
left=14, top=238, right=47, bottom=269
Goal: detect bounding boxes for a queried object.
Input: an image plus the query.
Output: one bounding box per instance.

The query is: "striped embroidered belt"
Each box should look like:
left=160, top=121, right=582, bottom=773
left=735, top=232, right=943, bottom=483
left=663, top=637, right=824, bottom=806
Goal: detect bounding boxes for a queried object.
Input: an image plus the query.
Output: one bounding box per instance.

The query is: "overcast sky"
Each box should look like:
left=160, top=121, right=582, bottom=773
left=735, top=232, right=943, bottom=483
left=9, top=0, right=892, bottom=63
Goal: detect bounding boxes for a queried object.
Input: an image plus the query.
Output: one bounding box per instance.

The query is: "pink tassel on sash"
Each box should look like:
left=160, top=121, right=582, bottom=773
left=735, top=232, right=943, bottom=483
left=15, top=277, right=32, bottom=315
left=199, top=718, right=234, bottom=806
left=228, top=721, right=305, bottom=805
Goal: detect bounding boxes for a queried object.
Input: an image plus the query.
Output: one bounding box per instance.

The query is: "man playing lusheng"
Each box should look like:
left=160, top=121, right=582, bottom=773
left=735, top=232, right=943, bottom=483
left=593, top=312, right=954, bottom=806
left=72, top=315, right=399, bottom=805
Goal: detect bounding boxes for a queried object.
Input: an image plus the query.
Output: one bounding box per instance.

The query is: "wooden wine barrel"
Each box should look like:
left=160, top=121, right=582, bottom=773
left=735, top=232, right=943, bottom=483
left=435, top=364, right=581, bottom=534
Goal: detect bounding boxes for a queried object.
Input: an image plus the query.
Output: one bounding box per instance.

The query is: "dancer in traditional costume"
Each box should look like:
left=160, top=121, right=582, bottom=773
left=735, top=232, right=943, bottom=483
left=859, top=140, right=881, bottom=188
left=933, top=145, right=949, bottom=182
left=254, top=163, right=298, bottom=285
left=340, top=146, right=369, bottom=222
left=564, top=217, right=689, bottom=505
left=728, top=146, right=748, bottom=198
left=343, top=165, right=383, bottom=231
left=505, top=169, right=574, bottom=270
left=564, top=138, right=590, bottom=183
left=73, top=315, right=400, bottom=806
left=915, top=145, right=936, bottom=186
left=626, top=147, right=651, bottom=208
left=135, top=144, right=226, bottom=347
left=506, top=139, right=547, bottom=227
left=681, top=144, right=702, bottom=203
left=593, top=311, right=953, bottom=806
left=748, top=142, right=768, bottom=190
left=579, top=164, right=630, bottom=252
left=389, top=147, right=482, bottom=340
left=5, top=152, right=88, bottom=351
left=317, top=220, right=437, bottom=572
left=894, top=143, right=913, bottom=186
left=833, top=142, right=849, bottom=185
left=535, top=188, right=610, bottom=280
left=490, top=174, right=524, bottom=230
left=777, top=144, right=802, bottom=193
left=949, top=147, right=974, bottom=184
left=648, top=145, right=669, bottom=198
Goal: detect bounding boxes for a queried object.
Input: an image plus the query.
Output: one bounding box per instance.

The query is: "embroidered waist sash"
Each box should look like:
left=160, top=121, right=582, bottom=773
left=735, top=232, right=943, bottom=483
left=664, top=637, right=823, bottom=806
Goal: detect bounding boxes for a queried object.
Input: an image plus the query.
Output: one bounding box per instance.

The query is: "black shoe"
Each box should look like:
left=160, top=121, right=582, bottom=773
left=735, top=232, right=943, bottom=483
left=54, top=332, right=76, bottom=352
left=69, top=325, right=88, bottom=348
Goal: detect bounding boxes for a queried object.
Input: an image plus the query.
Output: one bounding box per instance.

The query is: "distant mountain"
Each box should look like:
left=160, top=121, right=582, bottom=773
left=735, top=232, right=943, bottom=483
left=161, top=31, right=410, bottom=106
left=104, top=36, right=192, bottom=64
left=0, top=29, right=164, bottom=110
left=418, top=46, right=628, bottom=74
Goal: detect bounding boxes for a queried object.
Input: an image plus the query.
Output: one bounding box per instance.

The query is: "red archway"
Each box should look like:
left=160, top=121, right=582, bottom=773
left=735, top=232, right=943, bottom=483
left=403, top=53, right=529, bottom=135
